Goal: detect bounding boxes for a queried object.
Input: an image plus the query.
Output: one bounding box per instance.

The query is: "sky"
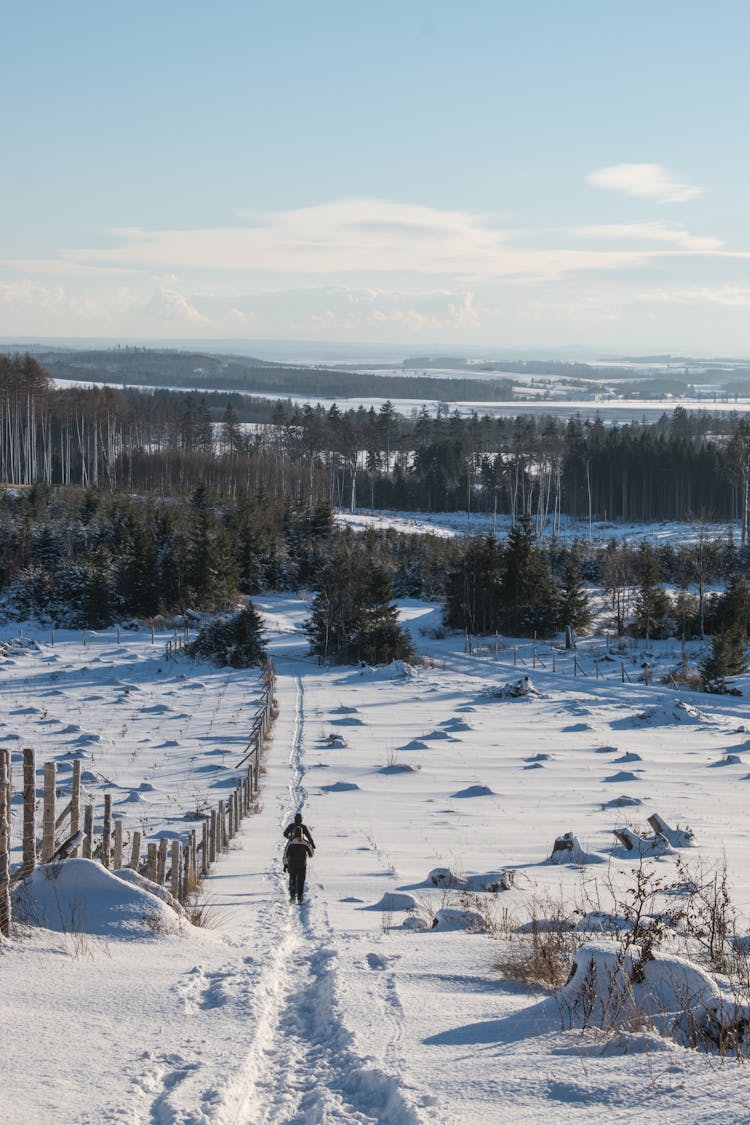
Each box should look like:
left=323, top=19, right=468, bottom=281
left=3, top=1, right=750, bottom=356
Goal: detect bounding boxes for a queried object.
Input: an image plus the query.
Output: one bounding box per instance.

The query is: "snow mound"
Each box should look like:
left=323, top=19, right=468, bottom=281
left=426, top=866, right=512, bottom=892
left=12, top=859, right=182, bottom=938
left=439, top=718, right=472, bottom=732
left=378, top=763, right=418, bottom=774
left=451, top=784, right=495, bottom=798
left=603, top=770, right=641, bottom=783
left=559, top=941, right=746, bottom=1047
left=603, top=795, right=642, bottom=808
left=547, top=833, right=607, bottom=865
left=483, top=675, right=542, bottom=700
left=563, top=722, right=592, bottom=732
left=320, top=780, right=360, bottom=793
left=358, top=660, right=416, bottom=681
left=709, top=754, right=742, bottom=767
left=399, top=739, right=427, bottom=751
left=432, top=907, right=488, bottom=931
left=364, top=892, right=418, bottom=912
left=632, top=698, right=729, bottom=728
left=615, top=752, right=643, bottom=763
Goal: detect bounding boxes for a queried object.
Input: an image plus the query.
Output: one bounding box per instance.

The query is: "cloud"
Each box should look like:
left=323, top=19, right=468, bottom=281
left=143, top=287, right=207, bottom=322
left=575, top=222, right=723, bottom=251
left=633, top=285, right=750, bottom=308
left=58, top=201, right=671, bottom=284
left=586, top=163, right=702, bottom=203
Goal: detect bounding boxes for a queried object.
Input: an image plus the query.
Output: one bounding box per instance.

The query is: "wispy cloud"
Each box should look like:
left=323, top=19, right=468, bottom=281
left=57, top=200, right=678, bottom=283
left=575, top=222, right=722, bottom=251
left=586, top=163, right=702, bottom=203
left=634, top=285, right=750, bottom=307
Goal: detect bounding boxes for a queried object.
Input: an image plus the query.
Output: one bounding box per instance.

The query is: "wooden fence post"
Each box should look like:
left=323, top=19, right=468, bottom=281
left=170, top=840, right=181, bottom=900
left=201, top=819, right=209, bottom=876
left=1, top=748, right=9, bottom=838
left=0, top=749, right=11, bottom=936
left=157, top=837, right=168, bottom=885
left=41, top=762, right=56, bottom=863
left=70, top=759, right=81, bottom=853
left=102, top=794, right=112, bottom=868
left=83, top=801, right=93, bottom=859
left=113, top=819, right=123, bottom=870
left=147, top=843, right=158, bottom=882
left=182, top=843, right=191, bottom=901
left=22, top=748, right=36, bottom=877
left=210, top=809, right=217, bottom=863
left=129, top=830, right=141, bottom=870
left=190, top=831, right=197, bottom=884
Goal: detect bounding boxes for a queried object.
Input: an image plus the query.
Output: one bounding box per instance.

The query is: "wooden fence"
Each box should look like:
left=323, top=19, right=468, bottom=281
left=0, top=660, right=276, bottom=937
left=465, top=631, right=689, bottom=687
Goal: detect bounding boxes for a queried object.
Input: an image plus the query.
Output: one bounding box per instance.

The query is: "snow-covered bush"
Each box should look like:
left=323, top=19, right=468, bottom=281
left=187, top=603, right=266, bottom=668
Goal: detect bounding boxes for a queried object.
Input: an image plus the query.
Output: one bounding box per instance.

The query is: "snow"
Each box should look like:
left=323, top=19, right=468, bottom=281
left=4, top=605, right=750, bottom=1121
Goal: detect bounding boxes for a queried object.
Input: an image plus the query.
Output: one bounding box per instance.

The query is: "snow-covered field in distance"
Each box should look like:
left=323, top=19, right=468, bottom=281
left=5, top=600, right=750, bottom=1123
left=338, top=507, right=741, bottom=547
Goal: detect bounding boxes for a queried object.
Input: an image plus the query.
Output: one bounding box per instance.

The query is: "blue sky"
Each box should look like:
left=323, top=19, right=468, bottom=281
left=3, top=1, right=750, bottom=355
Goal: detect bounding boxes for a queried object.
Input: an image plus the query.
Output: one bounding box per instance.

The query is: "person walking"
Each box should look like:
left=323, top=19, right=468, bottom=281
left=283, top=811, right=315, bottom=851
left=283, top=826, right=313, bottom=904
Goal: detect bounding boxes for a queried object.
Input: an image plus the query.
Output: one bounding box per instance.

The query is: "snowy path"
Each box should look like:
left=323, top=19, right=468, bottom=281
left=136, top=662, right=425, bottom=1125
left=231, top=667, right=422, bottom=1124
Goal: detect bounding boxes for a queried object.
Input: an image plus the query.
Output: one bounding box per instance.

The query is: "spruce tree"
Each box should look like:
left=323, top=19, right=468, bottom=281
left=701, top=622, right=748, bottom=692
left=633, top=553, right=671, bottom=640
left=498, top=514, right=559, bottom=636
left=557, top=558, right=591, bottom=635
left=305, top=543, right=413, bottom=665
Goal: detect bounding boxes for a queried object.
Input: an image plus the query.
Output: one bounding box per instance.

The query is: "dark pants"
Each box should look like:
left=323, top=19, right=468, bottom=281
left=288, top=868, right=306, bottom=901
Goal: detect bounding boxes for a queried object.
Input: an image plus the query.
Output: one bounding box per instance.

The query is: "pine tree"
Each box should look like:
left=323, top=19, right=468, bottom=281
left=633, top=553, right=671, bottom=640
left=713, top=572, right=750, bottom=637
left=498, top=514, right=559, bottom=636
left=557, top=558, right=591, bottom=635
left=305, top=543, right=413, bottom=665
left=700, top=622, right=748, bottom=692
left=188, top=603, right=266, bottom=667
left=444, top=534, right=504, bottom=634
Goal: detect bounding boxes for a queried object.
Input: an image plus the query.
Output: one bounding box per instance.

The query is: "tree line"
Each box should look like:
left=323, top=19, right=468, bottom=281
left=4, top=355, right=750, bottom=536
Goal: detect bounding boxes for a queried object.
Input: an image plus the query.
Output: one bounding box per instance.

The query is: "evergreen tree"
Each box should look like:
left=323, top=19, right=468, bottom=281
left=444, top=535, right=503, bottom=634
left=305, top=542, right=413, bottom=664
left=188, top=603, right=266, bottom=667
left=557, top=558, right=591, bottom=634
left=700, top=622, right=748, bottom=692
left=498, top=514, right=559, bottom=636
left=713, top=572, right=750, bottom=637
left=632, top=553, right=672, bottom=640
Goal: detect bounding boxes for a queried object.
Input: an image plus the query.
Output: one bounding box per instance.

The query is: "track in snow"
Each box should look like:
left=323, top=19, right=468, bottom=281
left=234, top=669, right=422, bottom=1125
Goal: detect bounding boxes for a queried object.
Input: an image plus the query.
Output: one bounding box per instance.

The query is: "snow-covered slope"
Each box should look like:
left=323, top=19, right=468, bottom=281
left=3, top=603, right=750, bottom=1123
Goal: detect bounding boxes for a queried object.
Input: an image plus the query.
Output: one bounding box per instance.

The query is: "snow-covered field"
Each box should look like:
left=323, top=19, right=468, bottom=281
left=337, top=507, right=741, bottom=547
left=4, top=599, right=750, bottom=1123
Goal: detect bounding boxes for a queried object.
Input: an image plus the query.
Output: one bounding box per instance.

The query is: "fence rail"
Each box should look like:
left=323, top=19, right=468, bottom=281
left=0, top=660, right=276, bottom=937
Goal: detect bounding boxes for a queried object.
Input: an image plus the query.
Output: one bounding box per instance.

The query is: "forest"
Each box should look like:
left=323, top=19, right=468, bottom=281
left=1, top=351, right=750, bottom=672
left=3, top=352, right=750, bottom=533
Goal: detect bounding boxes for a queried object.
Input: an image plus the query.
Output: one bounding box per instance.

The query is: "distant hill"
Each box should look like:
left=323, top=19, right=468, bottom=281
left=1, top=345, right=516, bottom=403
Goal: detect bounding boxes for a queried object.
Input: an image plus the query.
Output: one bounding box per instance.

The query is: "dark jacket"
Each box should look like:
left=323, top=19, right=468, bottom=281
left=283, top=820, right=315, bottom=850
left=283, top=838, right=313, bottom=873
